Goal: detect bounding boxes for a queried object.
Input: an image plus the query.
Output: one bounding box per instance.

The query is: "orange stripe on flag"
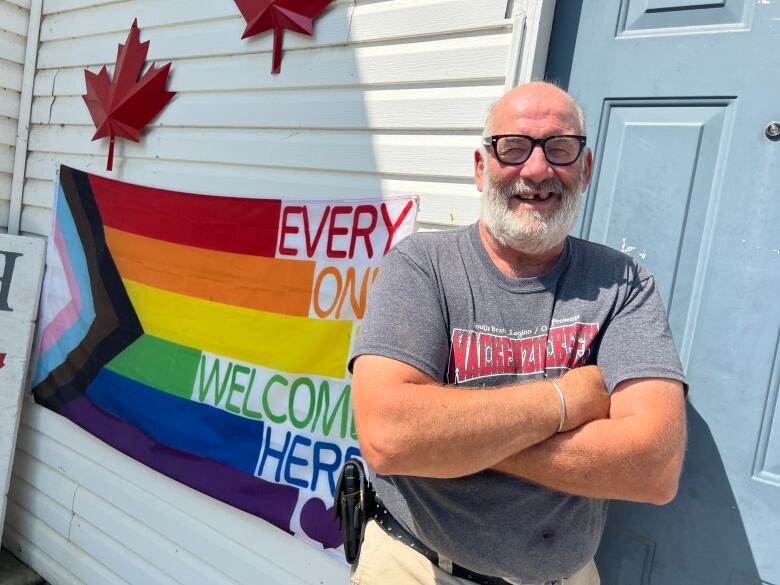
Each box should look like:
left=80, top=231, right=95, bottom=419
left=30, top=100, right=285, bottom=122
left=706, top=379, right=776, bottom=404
left=104, top=226, right=315, bottom=316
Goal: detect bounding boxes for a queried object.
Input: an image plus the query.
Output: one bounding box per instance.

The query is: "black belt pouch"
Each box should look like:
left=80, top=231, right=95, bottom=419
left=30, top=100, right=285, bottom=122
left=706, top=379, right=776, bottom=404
left=334, top=458, right=375, bottom=564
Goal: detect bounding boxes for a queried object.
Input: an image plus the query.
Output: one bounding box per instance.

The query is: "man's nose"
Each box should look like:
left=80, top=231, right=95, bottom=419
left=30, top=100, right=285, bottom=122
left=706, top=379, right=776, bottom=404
left=518, top=145, right=553, bottom=183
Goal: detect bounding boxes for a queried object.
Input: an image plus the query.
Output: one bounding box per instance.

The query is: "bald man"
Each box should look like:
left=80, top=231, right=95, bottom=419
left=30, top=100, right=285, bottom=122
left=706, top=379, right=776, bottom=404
left=348, top=83, right=687, bottom=585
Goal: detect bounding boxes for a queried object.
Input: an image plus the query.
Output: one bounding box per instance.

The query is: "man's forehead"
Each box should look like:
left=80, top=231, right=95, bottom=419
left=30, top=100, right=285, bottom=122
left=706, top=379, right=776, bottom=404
left=492, top=88, right=580, bottom=133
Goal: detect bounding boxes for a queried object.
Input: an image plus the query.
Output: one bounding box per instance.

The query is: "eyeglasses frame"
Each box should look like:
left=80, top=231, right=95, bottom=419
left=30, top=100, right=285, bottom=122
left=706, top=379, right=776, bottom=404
left=482, top=134, right=587, bottom=166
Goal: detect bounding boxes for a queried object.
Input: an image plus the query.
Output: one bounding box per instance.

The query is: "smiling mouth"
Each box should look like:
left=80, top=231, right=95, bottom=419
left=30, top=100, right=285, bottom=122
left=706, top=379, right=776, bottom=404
left=513, top=191, right=559, bottom=202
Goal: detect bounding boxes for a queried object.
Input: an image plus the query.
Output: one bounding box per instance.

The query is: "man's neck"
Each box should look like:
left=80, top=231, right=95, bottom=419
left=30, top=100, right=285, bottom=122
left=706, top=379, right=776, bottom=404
left=478, top=221, right=565, bottom=278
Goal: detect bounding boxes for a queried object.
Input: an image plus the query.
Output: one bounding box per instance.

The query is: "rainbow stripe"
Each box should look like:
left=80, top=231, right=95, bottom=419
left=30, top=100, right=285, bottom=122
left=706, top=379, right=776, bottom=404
left=104, top=227, right=316, bottom=316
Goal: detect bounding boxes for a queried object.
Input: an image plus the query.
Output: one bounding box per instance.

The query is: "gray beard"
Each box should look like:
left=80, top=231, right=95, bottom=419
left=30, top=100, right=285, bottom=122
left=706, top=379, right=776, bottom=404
left=480, top=167, right=583, bottom=256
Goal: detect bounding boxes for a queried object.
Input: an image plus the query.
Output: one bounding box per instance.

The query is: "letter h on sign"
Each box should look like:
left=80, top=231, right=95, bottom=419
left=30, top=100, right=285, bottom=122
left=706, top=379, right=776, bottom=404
left=0, top=252, right=23, bottom=312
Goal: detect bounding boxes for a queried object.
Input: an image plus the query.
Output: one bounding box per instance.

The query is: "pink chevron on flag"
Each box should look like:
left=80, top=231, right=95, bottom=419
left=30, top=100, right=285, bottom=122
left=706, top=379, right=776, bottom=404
left=39, top=224, right=84, bottom=355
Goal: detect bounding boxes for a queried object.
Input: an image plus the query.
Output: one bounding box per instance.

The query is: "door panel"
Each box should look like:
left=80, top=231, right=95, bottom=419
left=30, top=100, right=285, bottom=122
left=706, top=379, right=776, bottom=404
left=584, top=101, right=730, bottom=352
left=619, top=0, right=751, bottom=33
left=755, top=334, right=780, bottom=484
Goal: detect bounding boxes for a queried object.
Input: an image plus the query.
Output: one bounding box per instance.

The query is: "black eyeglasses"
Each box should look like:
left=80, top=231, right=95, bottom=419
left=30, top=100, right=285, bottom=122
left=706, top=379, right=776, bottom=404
left=483, top=134, right=587, bottom=166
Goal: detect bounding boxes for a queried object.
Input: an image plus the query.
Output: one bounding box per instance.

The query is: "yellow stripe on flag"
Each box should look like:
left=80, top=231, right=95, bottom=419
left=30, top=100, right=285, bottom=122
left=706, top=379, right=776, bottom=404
left=123, top=279, right=352, bottom=379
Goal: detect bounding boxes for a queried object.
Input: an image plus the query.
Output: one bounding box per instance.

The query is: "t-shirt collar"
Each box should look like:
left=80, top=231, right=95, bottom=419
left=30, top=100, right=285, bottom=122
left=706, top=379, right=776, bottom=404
left=468, top=221, right=571, bottom=292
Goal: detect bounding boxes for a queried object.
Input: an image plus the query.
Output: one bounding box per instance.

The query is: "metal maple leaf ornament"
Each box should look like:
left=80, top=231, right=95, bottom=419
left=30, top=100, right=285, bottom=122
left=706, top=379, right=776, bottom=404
left=234, top=0, right=334, bottom=74
left=82, top=20, right=176, bottom=171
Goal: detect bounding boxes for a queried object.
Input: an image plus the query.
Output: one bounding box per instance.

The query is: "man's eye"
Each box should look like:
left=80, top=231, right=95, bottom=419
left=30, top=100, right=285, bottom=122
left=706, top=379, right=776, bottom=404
left=500, top=146, right=529, bottom=157
left=547, top=147, right=570, bottom=156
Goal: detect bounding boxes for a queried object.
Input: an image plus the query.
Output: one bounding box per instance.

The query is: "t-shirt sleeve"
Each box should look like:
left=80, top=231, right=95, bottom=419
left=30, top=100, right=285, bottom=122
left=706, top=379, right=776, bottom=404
left=348, top=240, right=450, bottom=381
left=596, top=263, right=687, bottom=393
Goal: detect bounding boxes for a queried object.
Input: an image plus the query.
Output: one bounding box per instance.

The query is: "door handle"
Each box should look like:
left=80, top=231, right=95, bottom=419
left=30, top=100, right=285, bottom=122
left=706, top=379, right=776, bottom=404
left=766, top=121, right=780, bottom=141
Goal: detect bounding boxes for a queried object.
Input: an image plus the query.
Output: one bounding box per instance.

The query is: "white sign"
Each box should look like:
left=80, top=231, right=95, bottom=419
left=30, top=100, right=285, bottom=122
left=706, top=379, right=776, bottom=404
left=0, top=234, right=45, bottom=539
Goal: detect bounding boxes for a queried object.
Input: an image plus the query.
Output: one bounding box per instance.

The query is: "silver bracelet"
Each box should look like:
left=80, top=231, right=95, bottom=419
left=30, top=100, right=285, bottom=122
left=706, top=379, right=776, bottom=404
left=548, top=379, right=566, bottom=433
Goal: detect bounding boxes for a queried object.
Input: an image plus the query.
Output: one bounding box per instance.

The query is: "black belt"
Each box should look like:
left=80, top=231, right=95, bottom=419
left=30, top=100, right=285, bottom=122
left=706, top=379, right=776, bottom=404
left=373, top=500, right=513, bottom=585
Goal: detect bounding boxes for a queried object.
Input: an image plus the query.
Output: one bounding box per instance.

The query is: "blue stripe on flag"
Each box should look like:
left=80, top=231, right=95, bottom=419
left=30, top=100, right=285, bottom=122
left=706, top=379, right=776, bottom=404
left=34, top=181, right=97, bottom=385
left=86, top=368, right=263, bottom=475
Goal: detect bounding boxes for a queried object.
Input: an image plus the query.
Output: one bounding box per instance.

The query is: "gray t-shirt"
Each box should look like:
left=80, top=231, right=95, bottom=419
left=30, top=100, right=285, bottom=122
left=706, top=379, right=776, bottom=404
left=349, top=222, right=686, bottom=583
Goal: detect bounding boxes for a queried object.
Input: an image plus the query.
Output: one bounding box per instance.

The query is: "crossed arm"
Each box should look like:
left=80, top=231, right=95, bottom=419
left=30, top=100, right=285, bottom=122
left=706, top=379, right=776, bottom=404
left=351, top=355, right=686, bottom=505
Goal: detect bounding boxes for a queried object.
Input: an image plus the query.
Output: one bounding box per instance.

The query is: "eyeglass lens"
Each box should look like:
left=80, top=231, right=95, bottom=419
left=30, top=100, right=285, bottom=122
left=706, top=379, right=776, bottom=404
left=496, top=136, right=581, bottom=165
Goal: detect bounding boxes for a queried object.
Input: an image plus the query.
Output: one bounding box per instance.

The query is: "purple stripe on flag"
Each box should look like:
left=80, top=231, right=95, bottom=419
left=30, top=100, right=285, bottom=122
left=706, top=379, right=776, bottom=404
left=60, top=396, right=299, bottom=533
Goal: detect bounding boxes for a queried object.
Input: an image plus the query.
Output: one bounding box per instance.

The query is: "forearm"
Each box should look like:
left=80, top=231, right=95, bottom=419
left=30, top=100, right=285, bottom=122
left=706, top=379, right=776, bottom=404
left=353, top=356, right=609, bottom=479
left=355, top=379, right=562, bottom=478
left=493, top=410, right=686, bottom=504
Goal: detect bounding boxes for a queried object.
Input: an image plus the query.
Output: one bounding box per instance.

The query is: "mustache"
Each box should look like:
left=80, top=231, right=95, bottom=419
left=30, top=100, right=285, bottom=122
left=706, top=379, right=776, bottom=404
left=492, top=177, right=566, bottom=198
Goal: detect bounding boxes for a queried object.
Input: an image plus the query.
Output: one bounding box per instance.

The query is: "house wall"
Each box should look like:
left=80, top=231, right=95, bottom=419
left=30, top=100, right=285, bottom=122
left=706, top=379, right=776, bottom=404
left=17, top=0, right=521, bottom=235
left=0, top=0, right=29, bottom=232
left=3, top=0, right=527, bottom=583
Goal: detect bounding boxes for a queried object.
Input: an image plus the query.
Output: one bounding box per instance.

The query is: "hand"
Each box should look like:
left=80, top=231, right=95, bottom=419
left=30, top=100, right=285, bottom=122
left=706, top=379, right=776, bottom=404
left=556, top=366, right=610, bottom=432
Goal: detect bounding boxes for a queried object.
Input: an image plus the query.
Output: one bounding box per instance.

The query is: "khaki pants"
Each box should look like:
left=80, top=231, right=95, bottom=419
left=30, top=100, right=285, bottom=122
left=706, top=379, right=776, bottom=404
left=350, top=520, right=600, bottom=585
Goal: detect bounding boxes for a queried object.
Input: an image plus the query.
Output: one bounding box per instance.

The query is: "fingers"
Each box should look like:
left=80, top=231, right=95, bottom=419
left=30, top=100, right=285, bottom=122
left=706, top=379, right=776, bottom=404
left=557, top=366, right=610, bottom=431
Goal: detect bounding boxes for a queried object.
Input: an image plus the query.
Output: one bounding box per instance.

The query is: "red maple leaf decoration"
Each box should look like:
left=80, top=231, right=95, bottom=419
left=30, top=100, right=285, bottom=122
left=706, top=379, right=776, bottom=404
left=234, top=0, right=334, bottom=74
left=82, top=19, right=176, bottom=171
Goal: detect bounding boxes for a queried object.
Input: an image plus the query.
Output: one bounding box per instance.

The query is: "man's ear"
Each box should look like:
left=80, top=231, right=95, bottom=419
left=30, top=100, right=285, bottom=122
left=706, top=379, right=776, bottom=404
left=474, top=149, right=485, bottom=192
left=581, top=148, right=594, bottom=190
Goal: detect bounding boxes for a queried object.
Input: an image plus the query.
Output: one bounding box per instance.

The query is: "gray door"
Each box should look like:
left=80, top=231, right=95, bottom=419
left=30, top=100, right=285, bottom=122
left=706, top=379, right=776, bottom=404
left=547, top=2, right=780, bottom=584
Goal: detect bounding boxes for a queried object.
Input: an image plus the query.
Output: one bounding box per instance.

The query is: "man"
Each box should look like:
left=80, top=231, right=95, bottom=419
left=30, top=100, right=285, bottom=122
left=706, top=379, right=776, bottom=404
left=348, top=82, right=687, bottom=585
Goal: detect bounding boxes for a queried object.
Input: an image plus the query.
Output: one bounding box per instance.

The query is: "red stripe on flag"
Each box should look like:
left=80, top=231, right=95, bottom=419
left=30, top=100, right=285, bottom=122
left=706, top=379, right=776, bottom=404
left=88, top=174, right=281, bottom=257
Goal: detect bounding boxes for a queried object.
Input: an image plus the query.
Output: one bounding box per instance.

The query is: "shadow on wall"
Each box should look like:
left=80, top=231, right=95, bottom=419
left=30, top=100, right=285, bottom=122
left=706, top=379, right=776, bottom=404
left=596, top=403, right=761, bottom=585
left=543, top=0, right=583, bottom=91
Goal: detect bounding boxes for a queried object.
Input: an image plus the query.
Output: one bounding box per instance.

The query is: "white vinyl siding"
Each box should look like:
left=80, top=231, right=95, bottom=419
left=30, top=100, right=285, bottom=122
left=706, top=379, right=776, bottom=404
left=4, top=1, right=526, bottom=583
left=0, top=0, right=29, bottom=232
left=20, top=0, right=516, bottom=236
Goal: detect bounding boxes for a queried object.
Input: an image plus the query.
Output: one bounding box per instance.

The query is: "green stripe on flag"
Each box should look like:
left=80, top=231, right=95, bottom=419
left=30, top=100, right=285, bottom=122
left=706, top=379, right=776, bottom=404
left=106, top=335, right=201, bottom=399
